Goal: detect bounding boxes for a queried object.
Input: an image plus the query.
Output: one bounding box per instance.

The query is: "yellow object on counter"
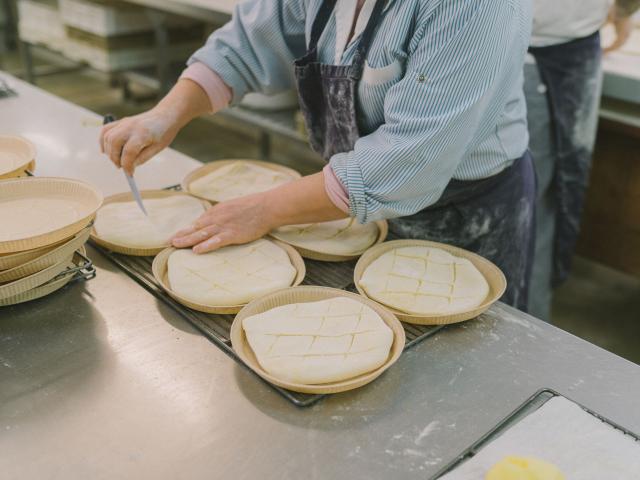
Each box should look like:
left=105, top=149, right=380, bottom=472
left=486, top=456, right=565, bottom=480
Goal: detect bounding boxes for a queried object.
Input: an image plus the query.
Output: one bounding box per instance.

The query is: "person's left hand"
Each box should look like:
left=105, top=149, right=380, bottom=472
left=171, top=193, right=274, bottom=253
left=603, top=6, right=634, bottom=54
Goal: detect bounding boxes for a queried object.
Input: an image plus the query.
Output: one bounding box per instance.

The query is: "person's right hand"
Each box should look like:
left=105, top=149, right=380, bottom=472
left=99, top=107, right=180, bottom=175
left=603, top=5, right=634, bottom=54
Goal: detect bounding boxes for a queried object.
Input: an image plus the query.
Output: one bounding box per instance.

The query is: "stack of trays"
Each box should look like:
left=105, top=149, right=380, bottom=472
left=0, top=177, right=103, bottom=306
left=0, top=135, right=36, bottom=180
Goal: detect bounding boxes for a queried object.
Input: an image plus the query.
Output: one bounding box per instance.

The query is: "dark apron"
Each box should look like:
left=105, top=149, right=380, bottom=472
left=529, top=32, right=602, bottom=286
left=294, top=0, right=536, bottom=311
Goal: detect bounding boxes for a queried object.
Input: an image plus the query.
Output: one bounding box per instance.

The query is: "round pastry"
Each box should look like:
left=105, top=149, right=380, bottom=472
left=242, top=297, right=394, bottom=384
left=167, top=239, right=297, bottom=306
left=271, top=218, right=379, bottom=256
left=359, top=246, right=490, bottom=315
left=486, top=456, right=565, bottom=480
left=188, top=161, right=297, bottom=202
left=94, top=195, right=205, bottom=249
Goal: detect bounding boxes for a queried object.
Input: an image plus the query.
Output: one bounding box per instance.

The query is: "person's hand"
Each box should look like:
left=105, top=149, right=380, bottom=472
left=171, top=193, right=275, bottom=254
left=99, top=107, right=180, bottom=175
left=603, top=6, right=634, bottom=54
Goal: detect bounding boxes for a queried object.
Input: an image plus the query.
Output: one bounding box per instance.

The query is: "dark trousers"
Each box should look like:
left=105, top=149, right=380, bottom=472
left=388, top=152, right=536, bottom=312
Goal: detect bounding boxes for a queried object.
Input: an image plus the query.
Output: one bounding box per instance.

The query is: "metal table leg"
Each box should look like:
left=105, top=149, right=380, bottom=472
left=259, top=131, right=271, bottom=160
left=18, top=39, right=35, bottom=84
left=147, top=9, right=171, bottom=96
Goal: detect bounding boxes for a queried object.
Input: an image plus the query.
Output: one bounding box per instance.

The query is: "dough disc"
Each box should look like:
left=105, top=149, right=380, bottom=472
left=271, top=218, right=378, bottom=256
left=94, top=196, right=205, bottom=249
left=360, top=246, right=490, bottom=315
left=168, top=239, right=297, bottom=306
left=189, top=161, right=296, bottom=202
left=243, top=297, right=393, bottom=384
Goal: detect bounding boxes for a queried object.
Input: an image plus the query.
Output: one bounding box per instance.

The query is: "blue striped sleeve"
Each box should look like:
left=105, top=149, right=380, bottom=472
left=330, top=0, right=530, bottom=223
left=187, top=0, right=308, bottom=103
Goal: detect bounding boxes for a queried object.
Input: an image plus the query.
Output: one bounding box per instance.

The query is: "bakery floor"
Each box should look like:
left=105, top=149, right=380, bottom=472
left=3, top=52, right=640, bottom=365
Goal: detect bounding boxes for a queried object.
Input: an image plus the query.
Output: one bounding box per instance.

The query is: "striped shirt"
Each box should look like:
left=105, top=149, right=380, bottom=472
left=188, top=0, right=532, bottom=223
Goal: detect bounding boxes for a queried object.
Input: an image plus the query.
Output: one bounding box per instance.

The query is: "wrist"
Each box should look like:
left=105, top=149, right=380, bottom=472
left=259, top=190, right=285, bottom=230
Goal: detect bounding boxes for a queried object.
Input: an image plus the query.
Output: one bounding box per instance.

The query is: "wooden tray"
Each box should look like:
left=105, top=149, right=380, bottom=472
left=0, top=135, right=36, bottom=179
left=353, top=239, right=507, bottom=325
left=0, top=248, right=86, bottom=307
left=0, top=177, right=103, bottom=254
left=151, top=239, right=306, bottom=314
left=0, top=225, right=91, bottom=283
left=270, top=220, right=388, bottom=262
left=181, top=159, right=302, bottom=204
left=230, top=286, right=406, bottom=395
left=90, top=190, right=210, bottom=257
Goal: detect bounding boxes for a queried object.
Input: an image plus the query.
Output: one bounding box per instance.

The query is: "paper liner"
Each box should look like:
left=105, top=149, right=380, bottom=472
left=230, top=286, right=405, bottom=395
left=0, top=226, right=91, bottom=283
left=353, top=239, right=507, bottom=325
left=270, top=220, right=388, bottom=262
left=151, top=239, right=306, bottom=314
left=0, top=248, right=86, bottom=306
left=89, top=190, right=211, bottom=256
left=0, top=237, right=68, bottom=271
left=0, top=177, right=103, bottom=254
left=0, top=245, right=84, bottom=300
left=0, top=135, right=36, bottom=179
left=181, top=159, right=302, bottom=204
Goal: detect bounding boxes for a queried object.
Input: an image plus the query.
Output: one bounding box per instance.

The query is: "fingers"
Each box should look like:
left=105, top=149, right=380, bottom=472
left=193, top=231, right=233, bottom=254
left=603, top=36, right=626, bottom=54
left=126, top=144, right=163, bottom=175
left=121, top=136, right=152, bottom=176
left=172, top=223, right=220, bottom=248
left=99, top=121, right=118, bottom=153
left=172, top=224, right=197, bottom=239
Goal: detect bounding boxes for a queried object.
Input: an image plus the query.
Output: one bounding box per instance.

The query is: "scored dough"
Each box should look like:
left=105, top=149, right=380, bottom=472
left=359, top=246, right=490, bottom=315
left=94, top=196, right=206, bottom=249
left=188, top=161, right=297, bottom=202
left=243, top=297, right=394, bottom=384
left=271, top=218, right=379, bottom=256
left=167, top=239, right=297, bottom=306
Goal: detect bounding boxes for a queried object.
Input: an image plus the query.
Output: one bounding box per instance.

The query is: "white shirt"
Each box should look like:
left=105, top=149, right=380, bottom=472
left=531, top=0, right=613, bottom=46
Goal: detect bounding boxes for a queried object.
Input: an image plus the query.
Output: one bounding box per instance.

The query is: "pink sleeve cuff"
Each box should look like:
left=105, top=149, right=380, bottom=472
left=180, top=62, right=232, bottom=113
left=323, top=164, right=350, bottom=214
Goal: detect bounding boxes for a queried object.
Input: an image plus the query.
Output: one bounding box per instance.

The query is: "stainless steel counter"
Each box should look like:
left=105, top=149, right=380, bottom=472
left=2, top=72, right=640, bottom=479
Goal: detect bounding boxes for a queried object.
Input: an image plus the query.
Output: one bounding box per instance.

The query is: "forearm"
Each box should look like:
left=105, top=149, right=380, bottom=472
left=153, top=79, right=214, bottom=130
left=263, top=173, right=349, bottom=228
left=615, top=0, right=640, bottom=17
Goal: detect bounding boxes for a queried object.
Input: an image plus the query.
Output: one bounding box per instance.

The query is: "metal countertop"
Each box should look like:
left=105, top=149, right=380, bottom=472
left=1, top=72, right=640, bottom=479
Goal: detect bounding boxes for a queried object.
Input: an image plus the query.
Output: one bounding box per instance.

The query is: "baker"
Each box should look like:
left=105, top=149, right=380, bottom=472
left=100, top=0, right=534, bottom=310
left=525, top=0, right=640, bottom=320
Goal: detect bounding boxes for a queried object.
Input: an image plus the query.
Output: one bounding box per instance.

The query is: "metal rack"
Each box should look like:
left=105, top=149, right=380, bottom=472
left=431, top=388, right=640, bottom=479
left=58, top=249, right=97, bottom=284
left=92, top=245, right=448, bottom=407
left=0, top=75, right=17, bottom=98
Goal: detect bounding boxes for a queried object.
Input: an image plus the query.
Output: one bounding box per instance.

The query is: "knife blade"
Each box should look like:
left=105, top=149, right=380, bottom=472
left=103, top=114, right=148, bottom=217
left=124, top=171, right=148, bottom=216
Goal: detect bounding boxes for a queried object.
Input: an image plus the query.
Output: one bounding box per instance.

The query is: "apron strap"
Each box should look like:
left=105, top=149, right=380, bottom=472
left=351, top=0, right=387, bottom=80
left=308, top=0, right=338, bottom=56
left=307, top=0, right=387, bottom=78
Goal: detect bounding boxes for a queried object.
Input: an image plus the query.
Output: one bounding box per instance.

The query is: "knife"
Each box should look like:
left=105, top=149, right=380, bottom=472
left=103, top=114, right=148, bottom=217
